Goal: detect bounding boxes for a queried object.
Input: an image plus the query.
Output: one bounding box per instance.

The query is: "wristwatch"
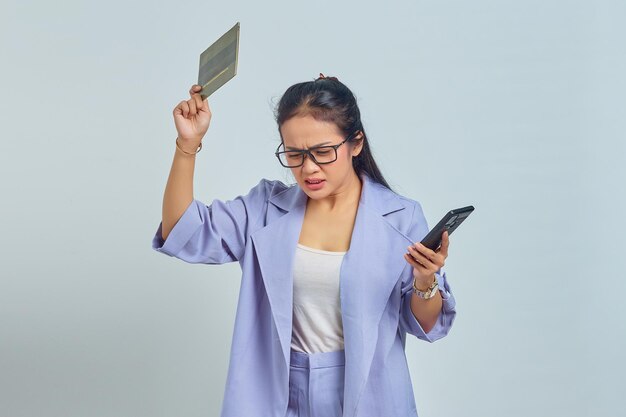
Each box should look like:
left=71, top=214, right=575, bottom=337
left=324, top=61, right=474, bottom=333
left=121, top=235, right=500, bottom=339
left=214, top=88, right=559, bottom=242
left=413, top=276, right=439, bottom=300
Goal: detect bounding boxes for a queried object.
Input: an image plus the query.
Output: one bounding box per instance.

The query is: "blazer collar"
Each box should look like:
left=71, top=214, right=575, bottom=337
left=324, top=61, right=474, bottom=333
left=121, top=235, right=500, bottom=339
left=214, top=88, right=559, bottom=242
left=250, top=172, right=415, bottom=414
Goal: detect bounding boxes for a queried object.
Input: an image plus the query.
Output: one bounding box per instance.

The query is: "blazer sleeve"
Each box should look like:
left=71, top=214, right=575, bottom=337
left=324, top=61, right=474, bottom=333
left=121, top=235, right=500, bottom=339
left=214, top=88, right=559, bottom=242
left=398, top=201, right=457, bottom=342
left=151, top=178, right=272, bottom=264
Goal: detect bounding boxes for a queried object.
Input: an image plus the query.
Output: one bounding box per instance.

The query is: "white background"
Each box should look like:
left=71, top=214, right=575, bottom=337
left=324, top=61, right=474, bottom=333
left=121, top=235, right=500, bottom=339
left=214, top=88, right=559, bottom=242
left=1, top=1, right=624, bottom=416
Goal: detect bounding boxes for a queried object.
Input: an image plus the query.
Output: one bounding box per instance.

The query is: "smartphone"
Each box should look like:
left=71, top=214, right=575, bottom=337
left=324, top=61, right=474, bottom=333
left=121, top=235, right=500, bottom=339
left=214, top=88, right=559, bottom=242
left=419, top=205, right=475, bottom=251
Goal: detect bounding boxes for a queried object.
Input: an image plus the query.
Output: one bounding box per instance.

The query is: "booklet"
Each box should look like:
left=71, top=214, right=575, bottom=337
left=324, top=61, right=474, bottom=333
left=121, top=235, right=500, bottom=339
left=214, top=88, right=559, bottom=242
left=197, top=22, right=240, bottom=100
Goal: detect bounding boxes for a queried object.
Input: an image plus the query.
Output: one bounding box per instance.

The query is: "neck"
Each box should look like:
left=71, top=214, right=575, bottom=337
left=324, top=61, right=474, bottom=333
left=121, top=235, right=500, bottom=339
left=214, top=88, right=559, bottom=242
left=307, top=171, right=363, bottom=212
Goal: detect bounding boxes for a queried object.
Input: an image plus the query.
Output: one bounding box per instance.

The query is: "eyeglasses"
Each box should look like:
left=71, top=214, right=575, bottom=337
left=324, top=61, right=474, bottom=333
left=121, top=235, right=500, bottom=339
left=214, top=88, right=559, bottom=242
left=275, top=131, right=358, bottom=168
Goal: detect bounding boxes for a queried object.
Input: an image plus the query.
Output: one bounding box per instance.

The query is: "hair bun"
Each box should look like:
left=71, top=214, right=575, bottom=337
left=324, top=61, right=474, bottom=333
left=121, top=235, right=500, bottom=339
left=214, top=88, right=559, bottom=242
left=317, top=73, right=339, bottom=82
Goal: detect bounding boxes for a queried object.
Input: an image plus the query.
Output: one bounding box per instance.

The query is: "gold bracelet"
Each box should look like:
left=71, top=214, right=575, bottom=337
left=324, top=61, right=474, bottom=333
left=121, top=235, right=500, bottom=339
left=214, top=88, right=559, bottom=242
left=176, top=137, right=202, bottom=155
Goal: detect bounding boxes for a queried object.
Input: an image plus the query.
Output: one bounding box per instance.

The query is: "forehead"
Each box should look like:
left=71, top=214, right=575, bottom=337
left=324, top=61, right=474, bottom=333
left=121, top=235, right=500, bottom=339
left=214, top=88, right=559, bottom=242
left=280, top=115, right=342, bottom=147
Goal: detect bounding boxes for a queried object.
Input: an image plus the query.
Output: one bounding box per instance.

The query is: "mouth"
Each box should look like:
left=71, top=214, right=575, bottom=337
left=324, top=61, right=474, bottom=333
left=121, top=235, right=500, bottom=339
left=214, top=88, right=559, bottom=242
left=304, top=179, right=326, bottom=190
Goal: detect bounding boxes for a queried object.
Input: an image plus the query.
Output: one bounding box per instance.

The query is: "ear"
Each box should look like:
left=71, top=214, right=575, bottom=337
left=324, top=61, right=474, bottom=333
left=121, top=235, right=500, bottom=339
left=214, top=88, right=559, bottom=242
left=351, top=131, right=365, bottom=157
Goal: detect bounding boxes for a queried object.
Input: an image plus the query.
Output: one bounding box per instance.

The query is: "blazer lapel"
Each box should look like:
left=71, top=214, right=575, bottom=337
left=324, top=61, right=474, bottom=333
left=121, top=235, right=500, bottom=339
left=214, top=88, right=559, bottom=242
left=250, top=172, right=416, bottom=412
left=250, top=183, right=307, bottom=368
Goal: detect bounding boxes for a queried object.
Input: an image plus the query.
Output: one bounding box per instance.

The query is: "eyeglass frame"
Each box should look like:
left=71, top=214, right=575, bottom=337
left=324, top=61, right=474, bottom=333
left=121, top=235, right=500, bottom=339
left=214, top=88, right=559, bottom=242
left=274, top=131, right=360, bottom=168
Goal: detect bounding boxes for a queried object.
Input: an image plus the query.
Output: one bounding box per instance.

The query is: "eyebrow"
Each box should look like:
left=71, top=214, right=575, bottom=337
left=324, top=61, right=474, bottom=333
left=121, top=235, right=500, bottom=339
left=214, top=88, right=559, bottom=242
left=285, top=141, right=333, bottom=151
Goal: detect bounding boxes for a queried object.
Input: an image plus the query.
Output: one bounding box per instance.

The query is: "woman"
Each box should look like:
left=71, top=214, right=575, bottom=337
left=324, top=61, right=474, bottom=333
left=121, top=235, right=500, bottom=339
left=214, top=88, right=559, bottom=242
left=152, top=74, right=457, bottom=417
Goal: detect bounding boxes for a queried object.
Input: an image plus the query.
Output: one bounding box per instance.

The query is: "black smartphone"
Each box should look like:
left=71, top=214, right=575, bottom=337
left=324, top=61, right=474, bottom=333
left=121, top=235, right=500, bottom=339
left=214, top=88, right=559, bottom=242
left=419, top=205, right=475, bottom=251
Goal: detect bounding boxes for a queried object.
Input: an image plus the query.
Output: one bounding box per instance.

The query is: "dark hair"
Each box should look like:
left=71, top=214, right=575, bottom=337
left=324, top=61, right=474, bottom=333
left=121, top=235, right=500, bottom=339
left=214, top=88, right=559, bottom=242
left=273, top=74, right=392, bottom=191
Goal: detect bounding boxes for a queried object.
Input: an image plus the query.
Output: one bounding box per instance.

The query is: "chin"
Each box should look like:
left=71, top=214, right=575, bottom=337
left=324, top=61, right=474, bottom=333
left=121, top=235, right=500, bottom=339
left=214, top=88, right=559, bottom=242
left=300, top=184, right=331, bottom=200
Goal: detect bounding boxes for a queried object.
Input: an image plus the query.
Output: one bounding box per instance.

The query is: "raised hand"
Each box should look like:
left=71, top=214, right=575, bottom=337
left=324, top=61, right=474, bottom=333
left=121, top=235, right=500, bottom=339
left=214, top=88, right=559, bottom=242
left=173, top=84, right=212, bottom=152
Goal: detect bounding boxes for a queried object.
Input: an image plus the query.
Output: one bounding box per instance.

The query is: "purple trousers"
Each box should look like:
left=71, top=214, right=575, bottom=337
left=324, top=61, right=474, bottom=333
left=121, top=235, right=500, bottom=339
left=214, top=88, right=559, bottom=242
left=286, top=348, right=346, bottom=417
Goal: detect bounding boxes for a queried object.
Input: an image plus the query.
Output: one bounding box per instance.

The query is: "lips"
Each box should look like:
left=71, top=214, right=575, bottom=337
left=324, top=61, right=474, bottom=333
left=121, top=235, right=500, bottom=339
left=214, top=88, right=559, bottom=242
left=304, top=179, right=325, bottom=190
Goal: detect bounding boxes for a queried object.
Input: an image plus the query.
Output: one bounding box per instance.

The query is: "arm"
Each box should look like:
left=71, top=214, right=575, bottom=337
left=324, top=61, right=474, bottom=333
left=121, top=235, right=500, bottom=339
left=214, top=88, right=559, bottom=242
left=154, top=83, right=274, bottom=264
left=398, top=202, right=457, bottom=342
left=152, top=178, right=272, bottom=264
left=409, top=274, right=442, bottom=333
left=161, top=142, right=198, bottom=241
left=161, top=83, right=212, bottom=240
left=399, top=270, right=456, bottom=342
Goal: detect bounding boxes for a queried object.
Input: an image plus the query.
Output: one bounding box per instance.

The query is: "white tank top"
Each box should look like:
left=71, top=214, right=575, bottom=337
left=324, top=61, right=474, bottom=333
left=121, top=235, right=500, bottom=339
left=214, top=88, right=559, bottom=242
left=290, top=243, right=346, bottom=354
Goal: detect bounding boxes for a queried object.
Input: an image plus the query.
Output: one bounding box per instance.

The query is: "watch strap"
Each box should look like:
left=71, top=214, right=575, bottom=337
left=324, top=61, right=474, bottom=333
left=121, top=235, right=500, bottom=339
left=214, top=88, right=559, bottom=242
left=413, top=276, right=439, bottom=299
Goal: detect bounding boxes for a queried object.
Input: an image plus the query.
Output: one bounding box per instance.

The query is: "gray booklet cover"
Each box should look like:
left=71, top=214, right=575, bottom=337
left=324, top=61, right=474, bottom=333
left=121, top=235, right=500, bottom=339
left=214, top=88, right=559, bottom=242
left=197, top=22, right=240, bottom=100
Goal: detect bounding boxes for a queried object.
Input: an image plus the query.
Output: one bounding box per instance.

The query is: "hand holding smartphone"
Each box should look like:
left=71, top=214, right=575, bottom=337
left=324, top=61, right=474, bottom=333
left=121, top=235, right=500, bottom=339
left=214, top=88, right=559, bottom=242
left=419, top=205, right=475, bottom=251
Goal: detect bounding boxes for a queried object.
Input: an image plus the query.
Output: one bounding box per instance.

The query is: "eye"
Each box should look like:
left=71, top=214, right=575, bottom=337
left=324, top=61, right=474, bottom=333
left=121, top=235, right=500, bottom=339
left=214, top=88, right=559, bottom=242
left=313, top=149, right=331, bottom=155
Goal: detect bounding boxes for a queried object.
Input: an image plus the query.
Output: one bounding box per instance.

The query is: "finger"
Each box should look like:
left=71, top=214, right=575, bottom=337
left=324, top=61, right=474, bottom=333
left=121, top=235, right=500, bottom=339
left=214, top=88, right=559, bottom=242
left=189, top=84, right=202, bottom=96
left=407, top=246, right=437, bottom=270
left=189, top=84, right=203, bottom=110
left=201, top=97, right=211, bottom=114
left=404, top=253, right=428, bottom=274
left=192, top=90, right=203, bottom=110
left=439, top=230, right=450, bottom=258
left=173, top=101, right=185, bottom=116
left=412, top=242, right=438, bottom=264
left=187, top=97, right=197, bottom=116
left=180, top=101, right=190, bottom=118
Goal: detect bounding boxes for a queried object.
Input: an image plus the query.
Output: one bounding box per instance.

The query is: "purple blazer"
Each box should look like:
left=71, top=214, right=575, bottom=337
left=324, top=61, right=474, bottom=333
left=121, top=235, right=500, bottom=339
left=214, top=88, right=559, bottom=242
left=152, top=171, right=457, bottom=417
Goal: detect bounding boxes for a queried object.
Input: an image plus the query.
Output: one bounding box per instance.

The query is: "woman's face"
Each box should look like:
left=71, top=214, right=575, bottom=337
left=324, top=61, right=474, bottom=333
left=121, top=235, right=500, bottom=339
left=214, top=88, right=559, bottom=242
left=279, top=114, right=363, bottom=200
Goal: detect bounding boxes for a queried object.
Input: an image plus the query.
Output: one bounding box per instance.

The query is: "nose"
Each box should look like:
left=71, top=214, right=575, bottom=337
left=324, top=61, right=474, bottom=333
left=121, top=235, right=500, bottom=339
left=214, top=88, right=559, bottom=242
left=301, top=153, right=320, bottom=171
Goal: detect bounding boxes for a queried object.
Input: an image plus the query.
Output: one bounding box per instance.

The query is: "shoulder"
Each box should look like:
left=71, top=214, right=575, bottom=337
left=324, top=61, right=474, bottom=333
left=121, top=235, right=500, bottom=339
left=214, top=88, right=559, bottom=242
left=240, top=178, right=295, bottom=203
left=379, top=186, right=427, bottom=237
left=392, top=191, right=425, bottom=223
left=396, top=193, right=421, bottom=212
left=377, top=183, right=422, bottom=214
left=253, top=178, right=292, bottom=196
